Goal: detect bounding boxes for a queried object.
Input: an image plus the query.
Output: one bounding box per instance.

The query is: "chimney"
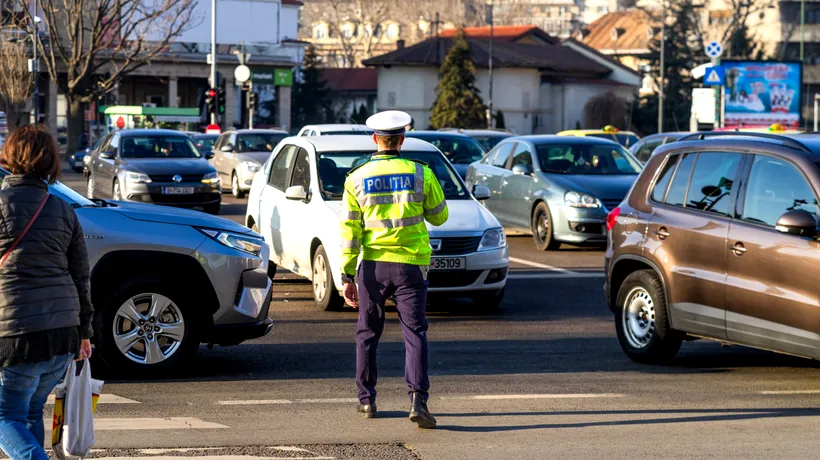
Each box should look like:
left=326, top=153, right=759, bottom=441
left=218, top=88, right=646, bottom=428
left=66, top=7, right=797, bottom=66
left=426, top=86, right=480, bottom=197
left=396, top=39, right=406, bottom=50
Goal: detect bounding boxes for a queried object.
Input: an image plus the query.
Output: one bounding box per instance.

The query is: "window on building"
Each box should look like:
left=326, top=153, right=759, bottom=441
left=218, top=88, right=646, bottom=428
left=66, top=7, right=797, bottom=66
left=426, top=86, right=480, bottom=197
left=386, top=23, right=399, bottom=39
left=313, top=24, right=326, bottom=39
left=597, top=6, right=607, bottom=14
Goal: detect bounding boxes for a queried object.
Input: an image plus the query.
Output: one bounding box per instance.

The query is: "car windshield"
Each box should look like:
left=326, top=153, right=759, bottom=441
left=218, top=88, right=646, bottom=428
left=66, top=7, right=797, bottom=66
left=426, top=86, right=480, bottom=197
left=535, top=143, right=642, bottom=175
left=471, top=135, right=510, bottom=151
left=316, top=150, right=469, bottom=200
left=586, top=133, right=640, bottom=148
left=0, top=171, right=95, bottom=208
left=121, top=135, right=201, bottom=159
left=236, top=133, right=287, bottom=152
left=193, top=135, right=218, bottom=153
left=407, top=135, right=486, bottom=164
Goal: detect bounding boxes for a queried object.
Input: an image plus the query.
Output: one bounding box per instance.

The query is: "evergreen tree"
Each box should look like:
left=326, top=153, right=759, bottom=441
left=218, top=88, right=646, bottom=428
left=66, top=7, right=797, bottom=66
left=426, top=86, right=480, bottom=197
left=494, top=110, right=506, bottom=130
left=292, top=45, right=331, bottom=131
left=350, top=103, right=372, bottom=124
left=633, top=0, right=704, bottom=134
left=430, top=30, right=487, bottom=129
left=727, top=22, right=765, bottom=60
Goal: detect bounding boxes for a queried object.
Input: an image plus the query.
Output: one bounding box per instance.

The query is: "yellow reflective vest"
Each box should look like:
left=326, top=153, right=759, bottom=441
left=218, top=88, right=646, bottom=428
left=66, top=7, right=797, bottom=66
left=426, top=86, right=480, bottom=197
left=340, top=152, right=448, bottom=277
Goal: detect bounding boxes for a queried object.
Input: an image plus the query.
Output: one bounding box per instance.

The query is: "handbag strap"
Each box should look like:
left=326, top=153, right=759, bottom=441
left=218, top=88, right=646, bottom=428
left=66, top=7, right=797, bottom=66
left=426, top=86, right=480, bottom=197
left=0, top=193, right=49, bottom=267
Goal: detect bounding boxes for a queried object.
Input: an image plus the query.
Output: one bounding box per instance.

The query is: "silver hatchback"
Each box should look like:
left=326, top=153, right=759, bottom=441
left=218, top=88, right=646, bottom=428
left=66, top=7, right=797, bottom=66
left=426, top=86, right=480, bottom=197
left=210, top=129, right=289, bottom=198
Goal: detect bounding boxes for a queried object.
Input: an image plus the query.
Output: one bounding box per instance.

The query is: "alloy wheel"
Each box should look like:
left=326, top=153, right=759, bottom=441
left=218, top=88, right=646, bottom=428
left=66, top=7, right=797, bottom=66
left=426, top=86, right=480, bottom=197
left=313, top=253, right=328, bottom=301
left=113, top=293, right=186, bottom=365
left=622, top=287, right=656, bottom=349
left=536, top=212, right=549, bottom=242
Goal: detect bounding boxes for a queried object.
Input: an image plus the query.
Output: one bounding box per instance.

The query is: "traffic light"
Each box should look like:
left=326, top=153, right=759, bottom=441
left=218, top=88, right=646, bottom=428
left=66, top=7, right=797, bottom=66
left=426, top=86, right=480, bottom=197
left=204, top=88, right=217, bottom=116
left=248, top=91, right=257, bottom=110
left=217, top=87, right=226, bottom=114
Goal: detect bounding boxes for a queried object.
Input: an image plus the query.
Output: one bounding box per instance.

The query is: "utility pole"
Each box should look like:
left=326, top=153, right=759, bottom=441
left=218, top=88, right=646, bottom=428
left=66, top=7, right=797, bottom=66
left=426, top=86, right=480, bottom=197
left=32, top=16, right=40, bottom=124
left=433, top=12, right=442, bottom=64
left=210, top=0, right=217, bottom=125
left=801, top=0, right=806, bottom=61
left=487, top=0, right=494, bottom=129
left=658, top=0, right=665, bottom=133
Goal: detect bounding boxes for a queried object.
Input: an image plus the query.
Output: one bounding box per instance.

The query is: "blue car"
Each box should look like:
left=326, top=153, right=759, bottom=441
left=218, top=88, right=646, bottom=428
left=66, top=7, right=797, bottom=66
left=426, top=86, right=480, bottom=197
left=68, top=147, right=90, bottom=173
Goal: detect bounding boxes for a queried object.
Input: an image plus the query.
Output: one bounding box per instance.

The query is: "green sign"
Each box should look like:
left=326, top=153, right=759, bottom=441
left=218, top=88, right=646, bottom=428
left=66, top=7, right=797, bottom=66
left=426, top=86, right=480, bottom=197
left=250, top=67, right=292, bottom=86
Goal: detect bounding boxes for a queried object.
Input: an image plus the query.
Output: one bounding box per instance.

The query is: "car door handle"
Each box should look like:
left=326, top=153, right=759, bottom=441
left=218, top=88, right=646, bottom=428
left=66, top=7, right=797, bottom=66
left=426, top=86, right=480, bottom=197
left=731, top=242, right=747, bottom=256
left=655, top=227, right=670, bottom=239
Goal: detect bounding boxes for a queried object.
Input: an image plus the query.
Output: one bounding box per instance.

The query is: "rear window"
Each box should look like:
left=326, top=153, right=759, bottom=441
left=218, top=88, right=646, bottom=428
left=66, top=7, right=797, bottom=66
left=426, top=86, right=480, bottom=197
left=651, top=155, right=680, bottom=202
left=236, top=133, right=287, bottom=152
left=664, top=153, right=696, bottom=207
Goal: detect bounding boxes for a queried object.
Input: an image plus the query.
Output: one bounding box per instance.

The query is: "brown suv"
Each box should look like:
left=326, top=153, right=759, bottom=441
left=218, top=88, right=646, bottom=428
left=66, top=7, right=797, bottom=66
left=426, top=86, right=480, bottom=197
left=605, top=132, right=820, bottom=364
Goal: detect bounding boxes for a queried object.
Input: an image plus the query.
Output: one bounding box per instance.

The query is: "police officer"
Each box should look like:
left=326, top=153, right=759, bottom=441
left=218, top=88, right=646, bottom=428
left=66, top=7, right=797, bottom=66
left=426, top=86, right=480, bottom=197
left=340, top=110, right=448, bottom=429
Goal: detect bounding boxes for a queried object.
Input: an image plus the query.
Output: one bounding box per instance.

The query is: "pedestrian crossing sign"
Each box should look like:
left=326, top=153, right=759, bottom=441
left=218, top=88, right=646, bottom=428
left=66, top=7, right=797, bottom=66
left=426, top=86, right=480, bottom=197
left=704, top=66, right=725, bottom=86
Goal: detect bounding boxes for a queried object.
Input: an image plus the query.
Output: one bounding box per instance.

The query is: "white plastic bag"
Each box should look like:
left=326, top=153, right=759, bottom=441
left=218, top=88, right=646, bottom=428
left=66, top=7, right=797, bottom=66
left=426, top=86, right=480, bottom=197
left=52, top=360, right=104, bottom=460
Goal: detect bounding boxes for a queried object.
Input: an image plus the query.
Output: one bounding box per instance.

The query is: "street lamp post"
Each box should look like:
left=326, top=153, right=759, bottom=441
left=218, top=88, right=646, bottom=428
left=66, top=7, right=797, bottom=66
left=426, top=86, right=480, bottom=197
left=210, top=0, right=217, bottom=125
left=801, top=0, right=806, bottom=61
left=32, top=16, right=40, bottom=124
left=658, top=0, right=665, bottom=133
left=487, top=0, right=494, bottom=129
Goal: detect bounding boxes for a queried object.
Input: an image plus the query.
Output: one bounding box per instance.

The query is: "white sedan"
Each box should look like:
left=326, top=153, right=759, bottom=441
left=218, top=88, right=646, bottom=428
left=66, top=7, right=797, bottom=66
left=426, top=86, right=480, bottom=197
left=245, top=135, right=509, bottom=311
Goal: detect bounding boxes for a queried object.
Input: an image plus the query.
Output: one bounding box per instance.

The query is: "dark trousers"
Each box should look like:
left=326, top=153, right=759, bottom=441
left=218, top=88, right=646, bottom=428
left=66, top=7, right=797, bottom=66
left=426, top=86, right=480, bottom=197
left=356, top=260, right=429, bottom=405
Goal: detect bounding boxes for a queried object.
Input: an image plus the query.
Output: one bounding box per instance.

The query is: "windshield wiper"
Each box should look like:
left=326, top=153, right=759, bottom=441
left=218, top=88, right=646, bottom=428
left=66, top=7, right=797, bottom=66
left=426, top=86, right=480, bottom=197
left=541, top=169, right=568, bottom=174
left=86, top=198, right=115, bottom=207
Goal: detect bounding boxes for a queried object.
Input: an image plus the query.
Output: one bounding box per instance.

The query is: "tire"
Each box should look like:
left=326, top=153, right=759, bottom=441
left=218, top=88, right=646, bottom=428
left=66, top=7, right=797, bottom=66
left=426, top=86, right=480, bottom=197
left=96, top=277, right=200, bottom=377
left=203, top=202, right=221, bottom=215
left=231, top=172, right=245, bottom=198
left=614, top=270, right=683, bottom=364
left=532, top=202, right=561, bottom=251
left=251, top=223, right=276, bottom=280
left=312, top=244, right=343, bottom=311
left=471, top=287, right=505, bottom=312
left=112, top=179, right=123, bottom=201
left=87, top=175, right=95, bottom=199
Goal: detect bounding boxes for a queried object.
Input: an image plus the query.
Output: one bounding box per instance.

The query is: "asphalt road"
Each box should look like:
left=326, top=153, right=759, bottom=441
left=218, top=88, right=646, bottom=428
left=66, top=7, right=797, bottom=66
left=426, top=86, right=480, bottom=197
left=54, top=165, right=820, bottom=459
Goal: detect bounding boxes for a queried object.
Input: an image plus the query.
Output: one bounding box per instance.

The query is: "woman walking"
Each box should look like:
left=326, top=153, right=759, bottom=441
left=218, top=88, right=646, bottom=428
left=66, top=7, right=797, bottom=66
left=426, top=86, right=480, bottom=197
left=0, top=125, right=93, bottom=460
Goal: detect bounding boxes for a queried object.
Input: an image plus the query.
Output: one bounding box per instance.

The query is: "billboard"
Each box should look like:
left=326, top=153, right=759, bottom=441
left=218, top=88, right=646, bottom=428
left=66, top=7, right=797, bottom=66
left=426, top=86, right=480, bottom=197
left=723, top=61, right=802, bottom=128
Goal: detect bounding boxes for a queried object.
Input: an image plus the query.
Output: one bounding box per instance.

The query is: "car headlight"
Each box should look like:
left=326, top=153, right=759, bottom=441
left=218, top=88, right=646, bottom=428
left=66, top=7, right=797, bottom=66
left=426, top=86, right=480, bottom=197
left=126, top=172, right=152, bottom=184
left=201, top=172, right=220, bottom=184
left=477, top=227, right=507, bottom=251
left=242, top=161, right=262, bottom=173
left=564, top=191, right=601, bottom=208
left=198, top=228, right=264, bottom=256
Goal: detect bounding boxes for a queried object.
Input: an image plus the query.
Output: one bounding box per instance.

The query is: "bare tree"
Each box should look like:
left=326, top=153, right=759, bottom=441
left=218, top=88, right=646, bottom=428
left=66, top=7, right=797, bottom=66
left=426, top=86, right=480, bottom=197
left=10, top=0, right=198, bottom=151
left=583, top=91, right=628, bottom=129
left=0, top=38, right=34, bottom=130
left=303, top=0, right=394, bottom=67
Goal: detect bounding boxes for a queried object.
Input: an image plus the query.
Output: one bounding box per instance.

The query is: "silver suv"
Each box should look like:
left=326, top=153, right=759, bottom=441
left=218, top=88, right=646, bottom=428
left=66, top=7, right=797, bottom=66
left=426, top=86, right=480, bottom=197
left=2, top=170, right=273, bottom=376
left=211, top=129, right=289, bottom=198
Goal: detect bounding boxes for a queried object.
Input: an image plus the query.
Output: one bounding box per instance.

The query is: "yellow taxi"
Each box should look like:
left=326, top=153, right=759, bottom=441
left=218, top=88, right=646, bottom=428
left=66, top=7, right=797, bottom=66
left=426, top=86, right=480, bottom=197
left=557, top=126, right=640, bottom=148
left=714, top=123, right=805, bottom=134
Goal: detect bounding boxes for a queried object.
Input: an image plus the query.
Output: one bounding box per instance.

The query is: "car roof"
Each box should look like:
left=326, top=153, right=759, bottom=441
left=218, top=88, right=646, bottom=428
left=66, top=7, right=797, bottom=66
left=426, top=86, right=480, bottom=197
left=656, top=133, right=820, bottom=163
left=305, top=124, right=371, bottom=132
left=406, top=130, right=473, bottom=139
left=641, top=132, right=689, bottom=141
left=459, top=130, right=513, bottom=136
left=299, top=135, right=438, bottom=153
left=226, top=129, right=289, bottom=134
left=508, top=134, right=622, bottom=146
left=192, top=133, right=219, bottom=138
left=558, top=129, right=638, bottom=136
left=119, top=129, right=189, bottom=137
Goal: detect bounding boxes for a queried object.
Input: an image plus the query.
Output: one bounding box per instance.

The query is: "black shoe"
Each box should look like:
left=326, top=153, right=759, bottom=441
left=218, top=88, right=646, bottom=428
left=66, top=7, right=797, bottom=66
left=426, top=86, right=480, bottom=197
left=358, top=403, right=377, bottom=419
left=408, top=392, right=436, bottom=429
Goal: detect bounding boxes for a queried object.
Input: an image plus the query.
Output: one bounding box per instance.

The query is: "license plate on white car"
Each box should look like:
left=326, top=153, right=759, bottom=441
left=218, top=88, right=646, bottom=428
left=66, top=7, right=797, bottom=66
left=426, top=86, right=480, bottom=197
left=430, top=257, right=466, bottom=270
left=162, top=187, right=194, bottom=195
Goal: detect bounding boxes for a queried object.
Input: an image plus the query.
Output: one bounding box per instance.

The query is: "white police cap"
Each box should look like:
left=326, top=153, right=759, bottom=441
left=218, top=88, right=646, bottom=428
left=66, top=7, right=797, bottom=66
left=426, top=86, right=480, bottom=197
left=366, top=110, right=412, bottom=136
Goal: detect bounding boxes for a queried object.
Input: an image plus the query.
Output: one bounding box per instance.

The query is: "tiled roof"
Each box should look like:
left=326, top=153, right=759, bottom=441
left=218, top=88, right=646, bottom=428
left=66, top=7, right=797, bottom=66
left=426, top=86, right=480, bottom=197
left=320, top=68, right=378, bottom=92
left=439, top=25, right=559, bottom=44
left=362, top=37, right=610, bottom=77
left=580, top=10, right=655, bottom=54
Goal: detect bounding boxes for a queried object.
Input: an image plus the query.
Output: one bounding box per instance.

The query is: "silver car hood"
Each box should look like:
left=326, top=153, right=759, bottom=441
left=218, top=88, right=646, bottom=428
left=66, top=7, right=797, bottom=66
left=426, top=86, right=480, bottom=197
left=114, top=202, right=252, bottom=234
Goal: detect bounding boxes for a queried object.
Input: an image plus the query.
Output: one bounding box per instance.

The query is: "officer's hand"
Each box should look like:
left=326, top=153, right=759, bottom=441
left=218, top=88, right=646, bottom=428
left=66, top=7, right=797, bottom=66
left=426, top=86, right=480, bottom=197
left=343, top=282, right=359, bottom=308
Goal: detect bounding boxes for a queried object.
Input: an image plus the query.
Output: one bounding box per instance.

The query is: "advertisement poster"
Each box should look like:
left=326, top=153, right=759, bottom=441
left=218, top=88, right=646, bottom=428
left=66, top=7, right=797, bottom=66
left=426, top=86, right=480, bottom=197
left=723, top=61, right=802, bottom=128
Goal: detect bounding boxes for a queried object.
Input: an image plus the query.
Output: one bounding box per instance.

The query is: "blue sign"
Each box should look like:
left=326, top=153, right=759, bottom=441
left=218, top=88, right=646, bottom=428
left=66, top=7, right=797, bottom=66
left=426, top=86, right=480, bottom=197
left=363, top=174, right=415, bottom=194
left=704, top=66, right=725, bottom=86
left=722, top=61, right=803, bottom=129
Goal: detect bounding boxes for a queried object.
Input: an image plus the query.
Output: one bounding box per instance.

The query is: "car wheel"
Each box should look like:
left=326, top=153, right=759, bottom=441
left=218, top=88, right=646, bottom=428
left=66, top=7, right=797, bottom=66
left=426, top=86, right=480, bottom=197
left=97, top=277, right=199, bottom=377
left=112, top=179, right=123, bottom=201
left=87, top=175, right=95, bottom=199
left=615, top=270, right=683, bottom=364
left=231, top=172, right=245, bottom=198
left=532, top=202, right=561, bottom=251
left=251, top=223, right=276, bottom=280
left=312, top=244, right=343, bottom=311
left=203, top=202, right=221, bottom=214
left=471, top=287, right=505, bottom=312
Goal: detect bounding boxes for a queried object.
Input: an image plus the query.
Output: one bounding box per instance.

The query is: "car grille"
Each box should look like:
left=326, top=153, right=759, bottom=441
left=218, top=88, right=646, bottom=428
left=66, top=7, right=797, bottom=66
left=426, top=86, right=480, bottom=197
left=149, top=174, right=204, bottom=183
left=427, top=270, right=483, bottom=288
left=601, top=199, right=622, bottom=211
left=433, top=236, right=482, bottom=255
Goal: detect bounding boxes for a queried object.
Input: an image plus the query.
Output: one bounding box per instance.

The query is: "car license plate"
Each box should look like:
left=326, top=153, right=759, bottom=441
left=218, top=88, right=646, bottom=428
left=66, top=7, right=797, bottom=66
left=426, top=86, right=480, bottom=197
left=430, top=257, right=466, bottom=270
left=162, top=187, right=194, bottom=195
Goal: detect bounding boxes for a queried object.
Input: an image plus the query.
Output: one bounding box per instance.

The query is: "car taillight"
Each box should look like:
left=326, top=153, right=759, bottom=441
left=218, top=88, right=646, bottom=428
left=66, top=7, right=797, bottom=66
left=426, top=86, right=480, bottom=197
left=606, top=206, right=621, bottom=232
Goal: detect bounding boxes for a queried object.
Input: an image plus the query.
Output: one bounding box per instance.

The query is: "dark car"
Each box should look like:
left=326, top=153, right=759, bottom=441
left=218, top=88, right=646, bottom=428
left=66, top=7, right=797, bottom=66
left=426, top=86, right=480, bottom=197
left=439, top=128, right=514, bottom=151
left=467, top=136, right=642, bottom=250
left=86, top=129, right=222, bottom=214
left=192, top=133, right=219, bottom=155
left=606, top=132, right=820, bottom=364
left=629, top=132, right=688, bottom=164
left=405, top=131, right=487, bottom=178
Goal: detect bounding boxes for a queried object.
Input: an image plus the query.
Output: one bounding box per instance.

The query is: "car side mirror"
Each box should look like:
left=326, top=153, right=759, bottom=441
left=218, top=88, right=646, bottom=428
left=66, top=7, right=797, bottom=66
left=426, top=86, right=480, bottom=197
left=99, top=151, right=114, bottom=160
left=776, top=210, right=817, bottom=238
left=220, top=145, right=234, bottom=153
left=285, top=185, right=308, bottom=202
left=512, top=164, right=533, bottom=176
left=473, top=185, right=491, bottom=201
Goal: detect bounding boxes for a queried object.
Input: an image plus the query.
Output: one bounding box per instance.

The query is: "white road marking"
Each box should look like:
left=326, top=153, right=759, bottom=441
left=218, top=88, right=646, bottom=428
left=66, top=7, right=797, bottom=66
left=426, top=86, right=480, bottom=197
left=47, top=394, right=139, bottom=405
left=95, top=457, right=330, bottom=460
left=93, top=446, right=334, bottom=460
left=508, top=273, right=605, bottom=279
left=442, top=393, right=624, bottom=400
left=760, top=390, right=820, bottom=395
left=217, top=398, right=358, bottom=406
left=509, top=257, right=570, bottom=272
left=92, top=417, right=228, bottom=430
